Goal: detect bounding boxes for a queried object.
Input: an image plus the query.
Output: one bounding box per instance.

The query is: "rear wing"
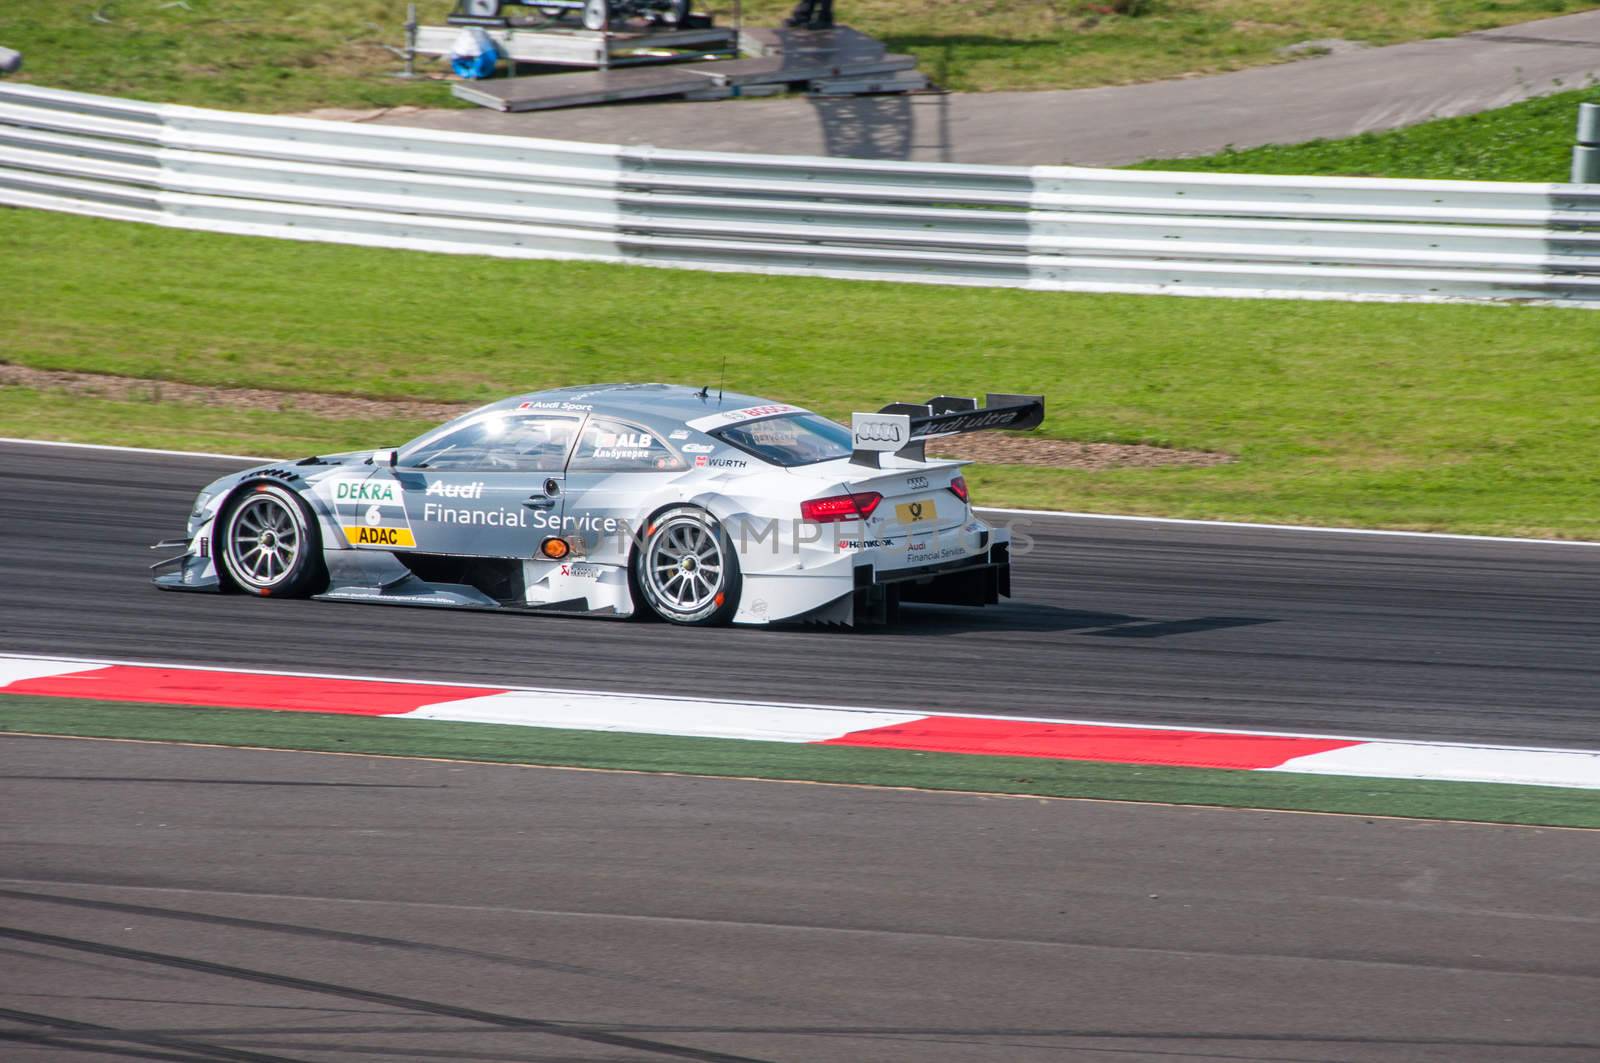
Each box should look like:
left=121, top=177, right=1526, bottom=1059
left=849, top=393, right=1045, bottom=467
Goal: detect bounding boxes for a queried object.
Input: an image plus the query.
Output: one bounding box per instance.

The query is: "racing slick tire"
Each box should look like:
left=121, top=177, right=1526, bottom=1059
left=218, top=482, right=327, bottom=598
left=633, top=505, right=740, bottom=625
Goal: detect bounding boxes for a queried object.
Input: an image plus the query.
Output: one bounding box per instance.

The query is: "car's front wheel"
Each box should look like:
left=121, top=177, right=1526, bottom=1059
left=634, top=506, right=740, bottom=625
left=219, top=483, right=326, bottom=598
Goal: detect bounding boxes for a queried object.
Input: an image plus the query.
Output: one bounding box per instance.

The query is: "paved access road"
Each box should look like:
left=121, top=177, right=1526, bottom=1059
left=374, top=9, right=1600, bottom=165
left=2, top=735, right=1596, bottom=1063
left=2, top=440, right=1598, bottom=748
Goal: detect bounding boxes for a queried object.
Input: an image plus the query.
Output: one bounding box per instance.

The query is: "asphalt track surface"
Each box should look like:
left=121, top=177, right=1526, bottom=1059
left=3, top=441, right=1599, bottom=748
left=3, top=734, right=1598, bottom=1063
left=374, top=9, right=1600, bottom=165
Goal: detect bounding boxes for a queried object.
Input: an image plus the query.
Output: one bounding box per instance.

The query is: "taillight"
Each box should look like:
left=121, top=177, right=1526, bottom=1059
left=800, top=491, right=882, bottom=523
left=948, top=476, right=969, bottom=503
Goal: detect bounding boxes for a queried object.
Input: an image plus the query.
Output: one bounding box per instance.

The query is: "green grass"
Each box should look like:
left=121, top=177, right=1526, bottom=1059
left=5, top=207, right=1600, bottom=538
left=0, top=387, right=421, bottom=458
left=4, top=697, right=1597, bottom=826
left=1136, top=83, right=1600, bottom=182
left=4, top=0, right=1599, bottom=102
left=0, top=0, right=471, bottom=112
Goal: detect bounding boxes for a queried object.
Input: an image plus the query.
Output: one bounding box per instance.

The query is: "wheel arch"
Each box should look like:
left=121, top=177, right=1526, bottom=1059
left=623, top=497, right=723, bottom=614
left=213, top=477, right=330, bottom=596
left=628, top=498, right=743, bottom=624
left=221, top=472, right=342, bottom=543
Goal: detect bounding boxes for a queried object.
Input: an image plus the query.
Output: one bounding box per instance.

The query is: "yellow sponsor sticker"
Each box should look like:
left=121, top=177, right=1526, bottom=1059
left=895, top=499, right=938, bottom=524
left=343, top=526, right=416, bottom=548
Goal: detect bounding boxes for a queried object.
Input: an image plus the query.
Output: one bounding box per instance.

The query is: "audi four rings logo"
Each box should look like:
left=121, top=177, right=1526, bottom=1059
left=856, top=422, right=903, bottom=442
left=906, top=475, right=930, bottom=490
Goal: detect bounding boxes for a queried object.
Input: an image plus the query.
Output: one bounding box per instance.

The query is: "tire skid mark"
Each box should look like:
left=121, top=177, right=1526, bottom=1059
left=0, top=886, right=805, bottom=1014
left=0, top=1004, right=310, bottom=1063
left=0, top=926, right=776, bottom=1063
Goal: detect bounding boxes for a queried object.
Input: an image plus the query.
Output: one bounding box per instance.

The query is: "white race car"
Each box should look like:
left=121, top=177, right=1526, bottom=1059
left=153, top=384, right=1044, bottom=626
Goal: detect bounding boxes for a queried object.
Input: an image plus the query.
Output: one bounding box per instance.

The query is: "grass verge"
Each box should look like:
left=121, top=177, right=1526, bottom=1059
left=4, top=0, right=1600, bottom=102
left=0, top=0, right=467, bottom=112
left=0, top=386, right=420, bottom=458
left=3, top=697, right=1597, bottom=826
left=1136, top=84, right=1600, bottom=182
left=5, top=208, right=1600, bottom=538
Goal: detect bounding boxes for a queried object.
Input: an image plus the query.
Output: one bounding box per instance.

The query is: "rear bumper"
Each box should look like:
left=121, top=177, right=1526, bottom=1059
left=870, top=540, right=1011, bottom=590
left=847, top=542, right=1011, bottom=623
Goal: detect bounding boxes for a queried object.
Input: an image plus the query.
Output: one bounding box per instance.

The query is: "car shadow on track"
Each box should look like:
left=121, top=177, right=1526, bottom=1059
left=859, top=603, right=1280, bottom=638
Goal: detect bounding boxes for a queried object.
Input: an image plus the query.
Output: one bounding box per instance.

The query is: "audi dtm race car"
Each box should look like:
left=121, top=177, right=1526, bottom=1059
left=153, top=384, right=1044, bottom=626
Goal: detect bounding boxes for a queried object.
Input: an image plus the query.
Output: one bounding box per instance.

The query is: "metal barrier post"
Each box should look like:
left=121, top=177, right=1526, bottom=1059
left=386, top=5, right=421, bottom=79
left=1572, top=102, right=1600, bottom=183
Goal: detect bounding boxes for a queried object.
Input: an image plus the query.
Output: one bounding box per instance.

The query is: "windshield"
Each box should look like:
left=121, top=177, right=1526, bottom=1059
left=398, top=413, right=579, bottom=472
left=712, top=413, right=854, bottom=468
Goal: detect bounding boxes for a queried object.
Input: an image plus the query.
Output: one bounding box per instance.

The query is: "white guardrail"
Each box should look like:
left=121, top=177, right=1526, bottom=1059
left=4, top=82, right=1600, bottom=304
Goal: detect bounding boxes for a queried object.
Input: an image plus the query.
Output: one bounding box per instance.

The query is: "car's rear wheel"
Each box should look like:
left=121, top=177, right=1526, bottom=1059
left=219, top=483, right=326, bottom=598
left=634, top=506, right=740, bottom=625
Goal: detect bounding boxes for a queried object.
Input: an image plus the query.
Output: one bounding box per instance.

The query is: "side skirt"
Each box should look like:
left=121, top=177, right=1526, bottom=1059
left=315, top=574, right=626, bottom=619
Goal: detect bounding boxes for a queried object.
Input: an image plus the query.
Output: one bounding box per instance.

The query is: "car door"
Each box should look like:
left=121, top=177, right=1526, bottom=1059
left=371, top=411, right=579, bottom=559
left=560, top=416, right=689, bottom=566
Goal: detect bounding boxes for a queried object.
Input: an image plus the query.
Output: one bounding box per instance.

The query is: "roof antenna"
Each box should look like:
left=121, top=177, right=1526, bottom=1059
left=716, top=351, right=727, bottom=406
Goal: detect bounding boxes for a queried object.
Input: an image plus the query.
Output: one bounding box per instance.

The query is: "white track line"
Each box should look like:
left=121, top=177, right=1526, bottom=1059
left=406, top=692, right=911, bottom=743
left=0, top=437, right=272, bottom=462
left=2, top=437, right=1592, bottom=547
left=978, top=506, right=1600, bottom=547
left=1267, top=743, right=1600, bottom=790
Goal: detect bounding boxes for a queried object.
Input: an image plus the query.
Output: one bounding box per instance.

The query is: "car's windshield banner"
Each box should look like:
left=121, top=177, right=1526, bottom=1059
left=686, top=403, right=805, bottom=433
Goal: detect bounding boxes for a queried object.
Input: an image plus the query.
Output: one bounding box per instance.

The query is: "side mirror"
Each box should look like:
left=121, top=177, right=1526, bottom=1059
left=372, top=448, right=398, bottom=467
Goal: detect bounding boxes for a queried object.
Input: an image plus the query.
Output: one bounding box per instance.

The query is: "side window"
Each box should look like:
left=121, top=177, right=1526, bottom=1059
left=568, top=418, right=685, bottom=472
left=400, top=414, right=578, bottom=472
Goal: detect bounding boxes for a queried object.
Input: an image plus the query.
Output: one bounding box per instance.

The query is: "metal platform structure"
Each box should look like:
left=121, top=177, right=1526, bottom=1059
left=448, top=25, right=927, bottom=112
left=415, top=21, right=736, bottom=69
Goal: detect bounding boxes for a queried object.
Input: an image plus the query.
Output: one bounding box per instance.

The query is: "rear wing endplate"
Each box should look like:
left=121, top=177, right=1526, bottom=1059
left=849, top=393, right=1045, bottom=467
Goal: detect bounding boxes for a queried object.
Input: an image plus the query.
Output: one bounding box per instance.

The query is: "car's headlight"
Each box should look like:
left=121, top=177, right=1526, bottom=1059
left=190, top=490, right=220, bottom=524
